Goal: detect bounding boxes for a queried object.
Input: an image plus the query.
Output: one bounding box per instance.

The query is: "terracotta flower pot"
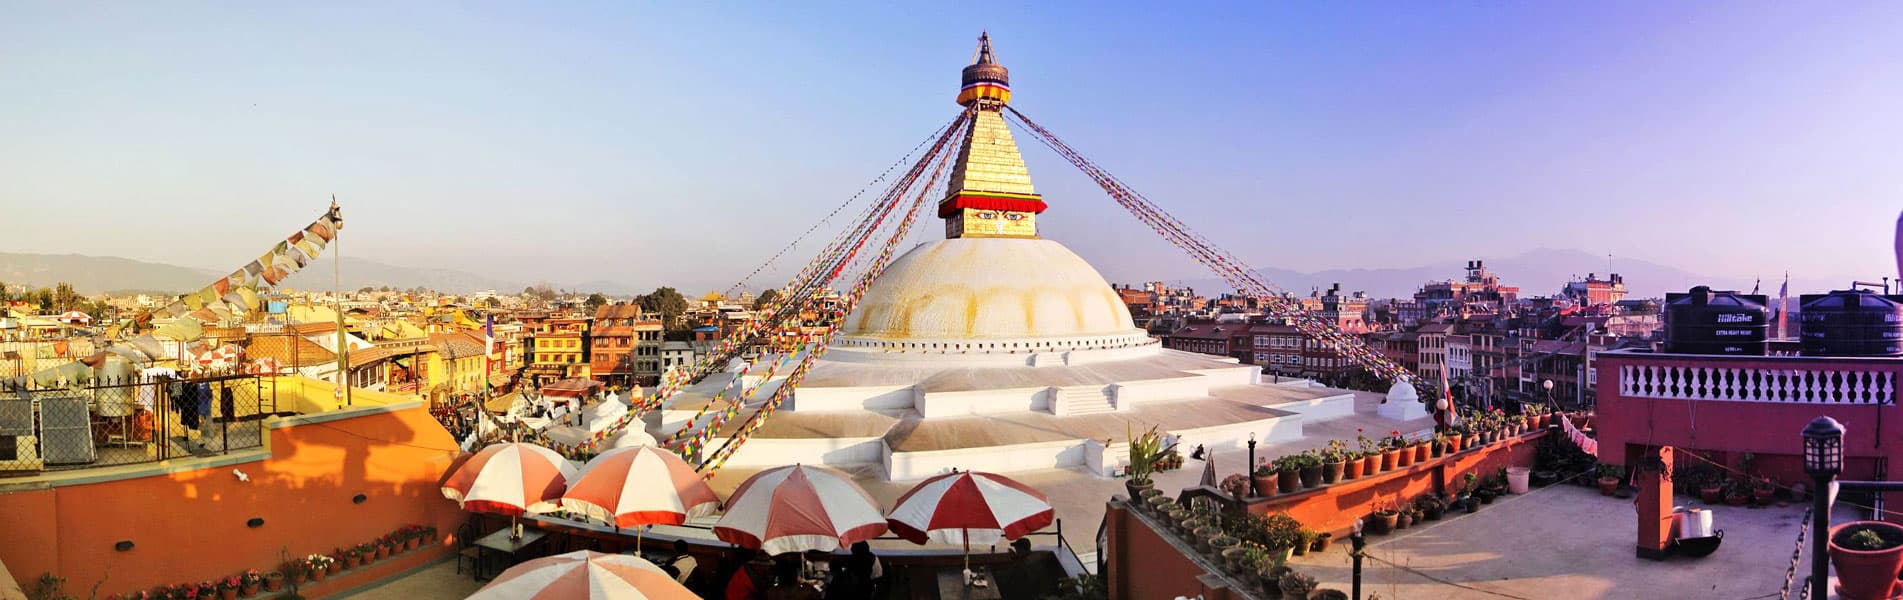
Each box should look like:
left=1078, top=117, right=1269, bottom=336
left=1754, top=487, right=1775, bottom=506
left=1829, top=521, right=1903, bottom=600
left=311, top=569, right=327, bottom=582
left=328, top=562, right=340, bottom=575
left=1395, top=448, right=1413, bottom=468
left=265, top=576, right=282, bottom=592
left=1726, top=493, right=1748, bottom=507
left=1277, top=469, right=1300, bottom=494
left=1253, top=475, right=1277, bottom=496
left=1299, top=465, right=1323, bottom=488
left=1342, top=459, right=1362, bottom=480
left=1361, top=455, right=1379, bottom=476
left=1291, top=540, right=1307, bottom=556
left=1413, top=444, right=1429, bottom=463
left=1379, top=451, right=1395, bottom=472
left=1321, top=460, right=1344, bottom=484
left=1598, top=477, right=1619, bottom=496
left=407, top=538, right=420, bottom=551
left=220, top=589, right=236, bottom=600
left=240, top=584, right=258, bottom=598
left=1448, top=435, right=1464, bottom=453
left=1429, top=443, right=1444, bottom=458
left=290, top=572, right=307, bottom=586
left=1700, top=486, right=1723, bottom=503
left=1311, top=532, right=1333, bottom=553
left=1367, top=512, right=1397, bottom=535
left=345, top=556, right=359, bottom=569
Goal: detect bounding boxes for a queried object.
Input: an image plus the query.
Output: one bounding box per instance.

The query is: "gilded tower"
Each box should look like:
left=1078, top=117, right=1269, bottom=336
left=940, top=33, right=1047, bottom=240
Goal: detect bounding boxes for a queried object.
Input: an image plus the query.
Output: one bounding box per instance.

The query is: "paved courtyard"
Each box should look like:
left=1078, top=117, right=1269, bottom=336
left=1287, top=482, right=1819, bottom=600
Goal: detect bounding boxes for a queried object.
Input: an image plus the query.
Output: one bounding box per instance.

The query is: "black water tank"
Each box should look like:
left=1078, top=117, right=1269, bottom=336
left=1664, top=286, right=1769, bottom=355
left=1799, top=290, right=1903, bottom=357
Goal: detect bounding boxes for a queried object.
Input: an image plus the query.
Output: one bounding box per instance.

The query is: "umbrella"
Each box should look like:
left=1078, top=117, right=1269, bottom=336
left=469, top=550, right=695, bottom=600
left=886, top=470, right=1054, bottom=578
left=561, top=446, right=720, bottom=549
left=250, top=357, right=284, bottom=376
left=442, top=442, right=578, bottom=516
left=714, top=465, right=887, bottom=556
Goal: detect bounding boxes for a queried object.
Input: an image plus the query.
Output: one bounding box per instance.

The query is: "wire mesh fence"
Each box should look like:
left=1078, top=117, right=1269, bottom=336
left=0, top=371, right=275, bottom=475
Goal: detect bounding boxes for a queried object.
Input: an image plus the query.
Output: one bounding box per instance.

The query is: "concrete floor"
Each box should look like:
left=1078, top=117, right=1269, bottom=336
left=339, top=559, right=483, bottom=600
left=1286, top=483, right=1817, bottom=600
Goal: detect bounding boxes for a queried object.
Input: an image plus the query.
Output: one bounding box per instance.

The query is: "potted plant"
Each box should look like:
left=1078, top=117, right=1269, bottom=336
left=1257, top=564, right=1293, bottom=597
left=1252, top=460, right=1279, bottom=497
left=1829, top=521, right=1903, bottom=600
left=1274, top=455, right=1301, bottom=494
left=1193, top=525, right=1222, bottom=552
left=1311, top=531, right=1333, bottom=553
left=1320, top=441, right=1347, bottom=484
left=1396, top=508, right=1414, bottom=530
left=1724, top=479, right=1750, bottom=506
left=1342, top=450, right=1364, bottom=480
left=1429, top=433, right=1447, bottom=458
left=1597, top=463, right=1624, bottom=496
left=1367, top=502, right=1398, bottom=534
left=284, top=560, right=308, bottom=586
left=263, top=573, right=282, bottom=593
left=1220, top=542, right=1251, bottom=574
left=196, top=582, right=218, bottom=600
left=1278, top=571, right=1318, bottom=600
left=1411, top=436, right=1430, bottom=464
left=358, top=542, right=377, bottom=564
left=1357, top=430, right=1381, bottom=475
left=308, top=555, right=334, bottom=582
left=1291, top=529, right=1316, bottom=556
left=1124, top=425, right=1175, bottom=500
left=1752, top=477, right=1776, bottom=506
left=327, top=551, right=344, bottom=574
left=1416, top=495, right=1445, bottom=521
left=1136, top=486, right=1164, bottom=511
left=1209, top=534, right=1239, bottom=561
left=405, top=524, right=425, bottom=550
left=1258, top=512, right=1303, bottom=565
left=1383, top=431, right=1410, bottom=468
left=216, top=578, right=238, bottom=600
left=1296, top=451, right=1324, bottom=489
left=1167, top=506, right=1192, bottom=532
left=1146, top=494, right=1175, bottom=515
left=238, top=570, right=260, bottom=598
left=1313, top=589, right=1350, bottom=600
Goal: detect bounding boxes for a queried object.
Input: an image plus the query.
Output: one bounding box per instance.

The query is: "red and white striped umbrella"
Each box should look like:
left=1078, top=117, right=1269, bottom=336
left=469, top=550, right=695, bottom=600
left=713, top=465, right=887, bottom=555
left=887, top=470, right=1054, bottom=547
left=442, top=443, right=578, bottom=515
left=250, top=357, right=284, bottom=376
left=561, top=446, right=721, bottom=528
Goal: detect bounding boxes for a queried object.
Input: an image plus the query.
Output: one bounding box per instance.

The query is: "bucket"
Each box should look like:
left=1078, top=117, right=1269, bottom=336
left=1678, top=508, right=1714, bottom=539
left=1507, top=467, right=1531, bottom=494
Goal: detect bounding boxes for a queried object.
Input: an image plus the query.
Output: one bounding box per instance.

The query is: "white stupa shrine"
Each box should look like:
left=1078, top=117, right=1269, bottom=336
left=664, top=35, right=1379, bottom=481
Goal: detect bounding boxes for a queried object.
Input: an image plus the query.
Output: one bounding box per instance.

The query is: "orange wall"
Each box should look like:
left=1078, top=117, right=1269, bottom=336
left=1104, top=503, right=1240, bottom=600
left=0, top=403, right=466, bottom=596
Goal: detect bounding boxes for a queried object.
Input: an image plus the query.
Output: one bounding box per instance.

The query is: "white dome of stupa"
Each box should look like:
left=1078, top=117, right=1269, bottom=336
left=841, top=238, right=1143, bottom=345
left=1386, top=379, right=1419, bottom=404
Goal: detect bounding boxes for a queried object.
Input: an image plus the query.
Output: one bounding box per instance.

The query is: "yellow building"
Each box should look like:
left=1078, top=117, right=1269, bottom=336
left=425, top=331, right=487, bottom=402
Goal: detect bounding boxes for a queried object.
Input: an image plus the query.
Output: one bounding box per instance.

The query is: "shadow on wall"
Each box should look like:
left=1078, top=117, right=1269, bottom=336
left=0, top=401, right=470, bottom=597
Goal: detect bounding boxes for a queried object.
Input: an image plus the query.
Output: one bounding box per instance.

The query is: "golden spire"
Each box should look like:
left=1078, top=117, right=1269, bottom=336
left=942, top=33, right=1043, bottom=240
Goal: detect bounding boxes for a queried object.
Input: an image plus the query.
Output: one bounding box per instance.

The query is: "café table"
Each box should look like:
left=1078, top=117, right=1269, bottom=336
left=472, top=528, right=546, bottom=580
left=936, top=566, right=1001, bottom=600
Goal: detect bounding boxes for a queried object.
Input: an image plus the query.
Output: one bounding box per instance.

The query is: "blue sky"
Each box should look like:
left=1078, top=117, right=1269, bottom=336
left=2, top=3, right=1898, bottom=293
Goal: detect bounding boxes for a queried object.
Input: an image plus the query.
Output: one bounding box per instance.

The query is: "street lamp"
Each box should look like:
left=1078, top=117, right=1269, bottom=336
left=1247, top=432, right=1258, bottom=497
left=1542, top=379, right=1554, bottom=410
left=1803, top=416, right=1844, bottom=599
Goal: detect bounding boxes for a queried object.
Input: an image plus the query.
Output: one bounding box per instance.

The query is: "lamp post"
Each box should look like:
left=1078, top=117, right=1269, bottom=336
left=1802, top=416, right=1844, bottom=599
left=1542, top=378, right=1554, bottom=412
left=1247, top=432, right=1258, bottom=497
left=1350, top=518, right=1365, bottom=600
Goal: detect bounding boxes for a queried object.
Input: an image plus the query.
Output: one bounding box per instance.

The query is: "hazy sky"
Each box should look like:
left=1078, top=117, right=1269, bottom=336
left=3, top=3, right=1899, bottom=293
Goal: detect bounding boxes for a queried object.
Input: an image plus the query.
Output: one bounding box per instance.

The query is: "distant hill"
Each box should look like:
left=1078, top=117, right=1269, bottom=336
left=0, top=252, right=218, bottom=294
left=1180, top=248, right=1849, bottom=300
left=0, top=251, right=639, bottom=297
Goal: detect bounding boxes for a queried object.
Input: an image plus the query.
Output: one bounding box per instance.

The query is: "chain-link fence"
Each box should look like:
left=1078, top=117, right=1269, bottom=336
left=0, top=371, right=274, bottom=475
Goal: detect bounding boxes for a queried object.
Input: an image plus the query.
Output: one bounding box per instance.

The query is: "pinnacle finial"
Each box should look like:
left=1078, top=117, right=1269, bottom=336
left=958, top=32, right=1010, bottom=107
left=975, top=31, right=995, bottom=65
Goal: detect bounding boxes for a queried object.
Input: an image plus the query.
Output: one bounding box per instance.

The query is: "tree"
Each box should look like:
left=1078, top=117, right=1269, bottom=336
left=637, top=287, right=690, bottom=331
left=52, top=282, right=77, bottom=312
left=753, top=288, right=782, bottom=310
left=358, top=286, right=376, bottom=294
left=585, top=292, right=609, bottom=311
left=34, top=287, right=55, bottom=311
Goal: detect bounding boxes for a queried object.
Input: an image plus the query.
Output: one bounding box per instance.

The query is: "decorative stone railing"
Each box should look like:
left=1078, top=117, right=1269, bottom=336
left=1617, top=358, right=1897, bottom=405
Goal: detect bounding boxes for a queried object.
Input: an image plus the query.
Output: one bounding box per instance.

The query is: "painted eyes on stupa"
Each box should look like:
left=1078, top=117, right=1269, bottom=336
left=1005, top=213, right=1024, bottom=221
left=978, top=212, right=997, bottom=219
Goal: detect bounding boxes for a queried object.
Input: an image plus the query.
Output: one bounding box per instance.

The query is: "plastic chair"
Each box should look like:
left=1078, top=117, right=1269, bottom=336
left=454, top=519, right=486, bottom=576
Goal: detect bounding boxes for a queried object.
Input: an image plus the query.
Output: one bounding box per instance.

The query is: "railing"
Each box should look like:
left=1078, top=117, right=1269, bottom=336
left=0, top=372, right=272, bottom=474
left=1618, top=359, right=1897, bottom=405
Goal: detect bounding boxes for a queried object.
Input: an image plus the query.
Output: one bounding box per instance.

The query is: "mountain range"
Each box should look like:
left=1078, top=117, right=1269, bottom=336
left=0, top=248, right=1853, bottom=301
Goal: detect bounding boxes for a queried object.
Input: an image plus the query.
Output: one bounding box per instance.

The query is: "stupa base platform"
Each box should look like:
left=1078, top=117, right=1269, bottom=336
left=717, top=389, right=1356, bottom=481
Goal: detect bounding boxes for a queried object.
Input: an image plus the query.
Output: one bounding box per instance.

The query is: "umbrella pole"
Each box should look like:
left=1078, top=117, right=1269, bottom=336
left=963, top=528, right=971, bottom=587
left=636, top=526, right=642, bottom=553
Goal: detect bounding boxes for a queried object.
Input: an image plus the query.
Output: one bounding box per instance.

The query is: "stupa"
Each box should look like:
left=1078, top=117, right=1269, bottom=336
left=669, top=34, right=1362, bottom=481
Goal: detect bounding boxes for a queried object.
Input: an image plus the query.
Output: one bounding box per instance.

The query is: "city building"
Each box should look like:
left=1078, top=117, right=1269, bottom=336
left=1563, top=272, right=1628, bottom=307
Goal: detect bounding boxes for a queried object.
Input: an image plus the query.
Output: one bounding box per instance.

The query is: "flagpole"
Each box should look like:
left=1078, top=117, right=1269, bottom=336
left=332, top=197, right=351, bottom=407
